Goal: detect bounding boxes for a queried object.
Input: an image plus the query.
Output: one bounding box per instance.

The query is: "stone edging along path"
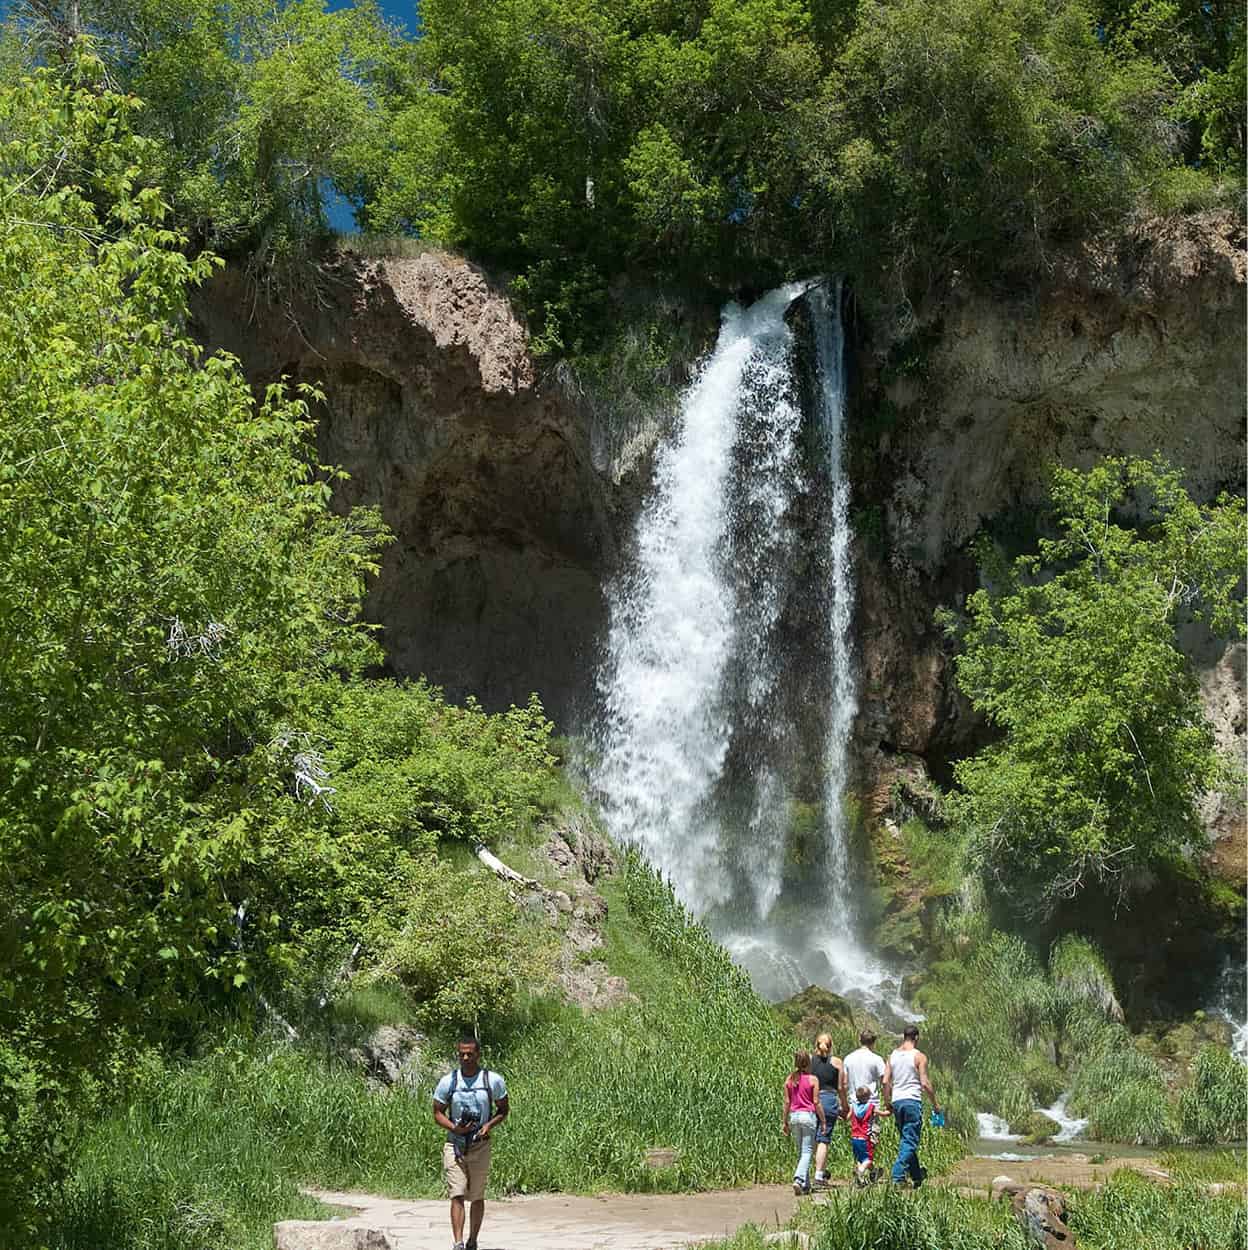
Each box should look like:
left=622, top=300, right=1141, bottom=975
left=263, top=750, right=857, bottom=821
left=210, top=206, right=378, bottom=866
left=274, top=1154, right=1202, bottom=1250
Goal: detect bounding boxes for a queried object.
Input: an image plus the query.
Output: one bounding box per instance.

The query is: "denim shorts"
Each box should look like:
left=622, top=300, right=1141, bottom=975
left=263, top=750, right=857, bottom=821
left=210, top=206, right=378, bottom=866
left=815, top=1092, right=839, bottom=1145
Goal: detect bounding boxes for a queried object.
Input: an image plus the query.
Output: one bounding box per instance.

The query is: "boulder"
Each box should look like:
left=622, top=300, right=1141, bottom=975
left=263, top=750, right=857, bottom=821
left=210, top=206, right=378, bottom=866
left=346, top=1024, right=425, bottom=1089
left=1010, top=1111, right=1062, bottom=1146
left=643, top=1146, right=680, bottom=1169
left=773, top=985, right=858, bottom=1040
left=273, top=1222, right=394, bottom=1249
left=558, top=960, right=636, bottom=1011
left=994, top=1183, right=1075, bottom=1249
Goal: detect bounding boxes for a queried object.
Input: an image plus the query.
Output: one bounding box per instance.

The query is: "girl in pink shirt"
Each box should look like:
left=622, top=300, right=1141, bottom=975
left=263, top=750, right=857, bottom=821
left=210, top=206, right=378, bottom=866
left=781, top=1050, right=826, bottom=1195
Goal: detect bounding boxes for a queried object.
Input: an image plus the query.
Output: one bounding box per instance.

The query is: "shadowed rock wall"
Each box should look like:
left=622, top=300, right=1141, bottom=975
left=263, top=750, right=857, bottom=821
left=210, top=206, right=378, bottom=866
left=191, top=252, right=616, bottom=725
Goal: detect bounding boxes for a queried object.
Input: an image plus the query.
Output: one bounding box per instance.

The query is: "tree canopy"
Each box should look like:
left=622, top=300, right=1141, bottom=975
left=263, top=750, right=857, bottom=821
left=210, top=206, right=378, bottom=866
left=4, top=0, right=1242, bottom=349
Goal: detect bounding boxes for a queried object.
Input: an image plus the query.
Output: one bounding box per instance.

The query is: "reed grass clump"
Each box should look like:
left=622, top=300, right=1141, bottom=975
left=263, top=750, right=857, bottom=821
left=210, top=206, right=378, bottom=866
left=1066, top=1170, right=1247, bottom=1250
left=1178, top=1045, right=1248, bottom=1144
left=712, top=1186, right=1033, bottom=1250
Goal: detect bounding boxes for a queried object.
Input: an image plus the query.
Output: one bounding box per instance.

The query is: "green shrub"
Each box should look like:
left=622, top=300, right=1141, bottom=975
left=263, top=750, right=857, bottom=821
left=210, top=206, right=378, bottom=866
left=311, top=680, right=557, bottom=850
left=1010, top=1110, right=1061, bottom=1143
left=359, top=853, right=557, bottom=1030
left=1178, top=1045, right=1248, bottom=1144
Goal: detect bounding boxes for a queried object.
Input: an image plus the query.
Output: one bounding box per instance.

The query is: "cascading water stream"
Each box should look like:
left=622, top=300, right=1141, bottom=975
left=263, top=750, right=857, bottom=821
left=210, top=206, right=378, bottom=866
left=593, top=281, right=907, bottom=1014
left=592, top=282, right=809, bottom=919
left=810, top=280, right=857, bottom=917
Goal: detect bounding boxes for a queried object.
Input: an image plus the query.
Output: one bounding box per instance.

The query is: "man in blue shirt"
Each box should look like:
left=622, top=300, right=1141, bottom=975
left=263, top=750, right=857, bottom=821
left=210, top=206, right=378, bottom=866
left=432, top=1036, right=509, bottom=1250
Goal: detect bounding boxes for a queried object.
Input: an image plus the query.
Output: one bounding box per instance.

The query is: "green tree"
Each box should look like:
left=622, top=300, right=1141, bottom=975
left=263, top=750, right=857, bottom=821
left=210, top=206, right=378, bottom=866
left=0, top=62, right=386, bottom=1236
left=10, top=0, right=409, bottom=266
left=943, top=458, right=1245, bottom=919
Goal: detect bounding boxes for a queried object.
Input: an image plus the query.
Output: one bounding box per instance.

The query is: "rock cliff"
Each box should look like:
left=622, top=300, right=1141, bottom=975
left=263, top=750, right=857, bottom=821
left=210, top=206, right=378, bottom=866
left=192, top=216, right=1245, bottom=899
left=191, top=251, right=615, bottom=725
left=848, top=212, right=1246, bottom=903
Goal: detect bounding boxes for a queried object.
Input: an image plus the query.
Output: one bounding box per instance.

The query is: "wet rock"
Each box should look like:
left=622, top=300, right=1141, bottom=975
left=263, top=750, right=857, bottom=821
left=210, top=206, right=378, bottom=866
left=1011, top=1111, right=1062, bottom=1146
left=273, top=1222, right=393, bottom=1249
left=994, top=1183, right=1075, bottom=1248
left=773, top=985, right=858, bottom=1040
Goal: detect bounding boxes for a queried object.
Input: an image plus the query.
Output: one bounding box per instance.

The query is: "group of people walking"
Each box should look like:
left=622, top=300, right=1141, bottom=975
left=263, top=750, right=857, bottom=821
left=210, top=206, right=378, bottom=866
left=430, top=1025, right=939, bottom=1249
left=782, top=1025, right=941, bottom=1194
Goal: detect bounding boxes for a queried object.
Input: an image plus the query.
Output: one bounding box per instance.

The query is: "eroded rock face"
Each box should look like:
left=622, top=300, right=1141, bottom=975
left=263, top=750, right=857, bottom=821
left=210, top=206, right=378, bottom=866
left=851, top=213, right=1247, bottom=867
left=191, top=252, right=614, bottom=725
left=869, top=213, right=1245, bottom=575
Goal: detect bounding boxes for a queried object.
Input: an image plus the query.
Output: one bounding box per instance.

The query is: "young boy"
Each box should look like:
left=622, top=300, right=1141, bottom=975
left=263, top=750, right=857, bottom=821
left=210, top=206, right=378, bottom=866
left=848, top=1085, right=877, bottom=1186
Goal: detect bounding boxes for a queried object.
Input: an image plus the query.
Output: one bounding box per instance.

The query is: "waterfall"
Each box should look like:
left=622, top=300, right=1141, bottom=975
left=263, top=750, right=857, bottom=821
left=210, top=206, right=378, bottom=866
left=592, top=282, right=808, bottom=918
left=809, top=280, right=857, bottom=916
left=593, top=281, right=905, bottom=1012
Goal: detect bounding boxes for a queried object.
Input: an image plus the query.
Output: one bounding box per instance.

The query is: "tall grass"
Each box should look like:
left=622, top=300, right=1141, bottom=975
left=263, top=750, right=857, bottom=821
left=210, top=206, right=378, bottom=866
left=1066, top=1170, right=1248, bottom=1250
left=1063, top=1009, right=1177, bottom=1144
left=46, top=854, right=964, bottom=1249
left=708, top=1172, right=1248, bottom=1250
left=1177, top=1045, right=1248, bottom=1145
left=711, top=1187, right=1033, bottom=1250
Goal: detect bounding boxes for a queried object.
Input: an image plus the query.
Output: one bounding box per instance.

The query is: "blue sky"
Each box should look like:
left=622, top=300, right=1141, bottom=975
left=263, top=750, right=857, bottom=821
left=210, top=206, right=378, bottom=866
left=329, top=0, right=420, bottom=33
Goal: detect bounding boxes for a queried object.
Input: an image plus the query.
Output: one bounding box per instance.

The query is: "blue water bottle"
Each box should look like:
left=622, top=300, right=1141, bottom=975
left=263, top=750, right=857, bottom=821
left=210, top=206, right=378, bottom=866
left=930, top=1109, right=945, bottom=1129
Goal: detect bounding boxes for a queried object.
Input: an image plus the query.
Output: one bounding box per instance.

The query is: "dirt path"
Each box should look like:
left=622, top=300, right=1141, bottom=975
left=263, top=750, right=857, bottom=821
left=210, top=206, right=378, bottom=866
left=285, top=1155, right=1175, bottom=1250
left=945, top=1151, right=1169, bottom=1194
left=288, top=1186, right=800, bottom=1249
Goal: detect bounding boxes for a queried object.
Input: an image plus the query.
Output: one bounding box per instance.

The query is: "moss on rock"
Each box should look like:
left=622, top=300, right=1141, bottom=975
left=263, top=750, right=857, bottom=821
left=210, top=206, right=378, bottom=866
left=1011, top=1111, right=1061, bottom=1144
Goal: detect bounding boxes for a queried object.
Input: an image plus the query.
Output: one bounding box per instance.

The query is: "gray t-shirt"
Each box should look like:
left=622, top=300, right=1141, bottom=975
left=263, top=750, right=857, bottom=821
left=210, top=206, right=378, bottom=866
left=433, top=1068, right=507, bottom=1143
left=843, top=1046, right=885, bottom=1101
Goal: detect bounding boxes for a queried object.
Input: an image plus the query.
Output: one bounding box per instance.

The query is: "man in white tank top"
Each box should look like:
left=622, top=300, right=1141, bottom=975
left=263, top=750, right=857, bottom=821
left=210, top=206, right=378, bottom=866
left=882, top=1025, right=940, bottom=1188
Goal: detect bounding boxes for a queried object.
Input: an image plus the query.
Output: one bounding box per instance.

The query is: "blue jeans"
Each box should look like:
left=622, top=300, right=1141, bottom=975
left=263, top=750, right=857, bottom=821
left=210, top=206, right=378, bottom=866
left=890, top=1099, right=925, bottom=1185
left=815, top=1092, right=839, bottom=1145
left=789, top=1110, right=817, bottom=1186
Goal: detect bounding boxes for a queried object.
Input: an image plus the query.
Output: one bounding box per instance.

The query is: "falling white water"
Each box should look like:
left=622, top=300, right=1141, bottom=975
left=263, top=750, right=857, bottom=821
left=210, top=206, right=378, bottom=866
left=1040, top=1093, right=1089, bottom=1142
left=593, top=280, right=906, bottom=1014
left=808, top=280, right=858, bottom=915
left=593, top=282, right=809, bottom=918
left=976, top=1112, right=1023, bottom=1142
left=1209, top=958, right=1248, bottom=1063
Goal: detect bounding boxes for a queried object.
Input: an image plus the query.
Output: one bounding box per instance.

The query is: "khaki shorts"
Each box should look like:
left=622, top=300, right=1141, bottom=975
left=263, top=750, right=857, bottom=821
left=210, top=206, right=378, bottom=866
left=443, top=1138, right=491, bottom=1201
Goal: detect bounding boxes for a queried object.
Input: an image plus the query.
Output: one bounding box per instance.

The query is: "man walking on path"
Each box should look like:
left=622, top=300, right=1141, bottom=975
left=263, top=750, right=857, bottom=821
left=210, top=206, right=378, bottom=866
left=433, top=1036, right=510, bottom=1250
left=841, top=1029, right=887, bottom=1178
left=883, top=1025, right=940, bottom=1189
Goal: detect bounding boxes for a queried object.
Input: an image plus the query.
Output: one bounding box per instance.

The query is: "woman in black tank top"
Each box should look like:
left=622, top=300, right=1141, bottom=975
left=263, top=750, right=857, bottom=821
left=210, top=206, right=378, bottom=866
left=811, top=1034, right=847, bottom=1186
